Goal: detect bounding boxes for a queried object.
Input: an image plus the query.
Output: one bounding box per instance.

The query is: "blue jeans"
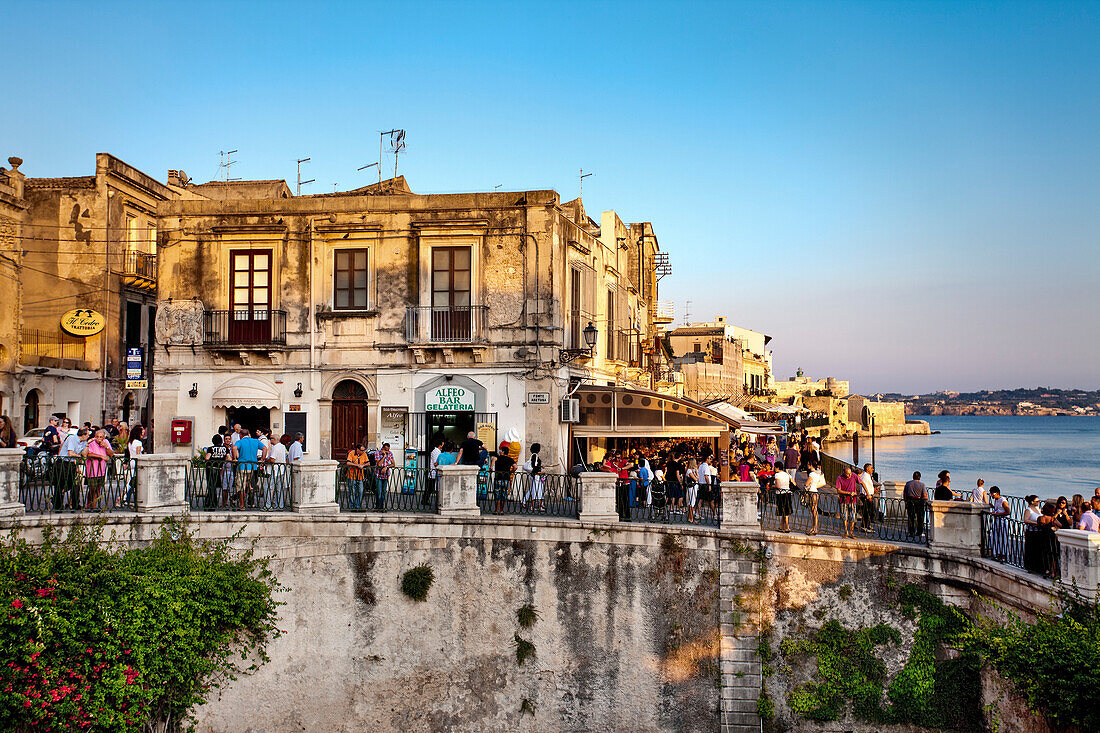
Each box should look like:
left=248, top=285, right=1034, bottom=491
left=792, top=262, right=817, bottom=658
left=348, top=479, right=364, bottom=509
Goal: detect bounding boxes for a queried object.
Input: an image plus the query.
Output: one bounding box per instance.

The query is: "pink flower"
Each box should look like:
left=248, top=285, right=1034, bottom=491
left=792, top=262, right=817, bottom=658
left=11, top=599, right=23, bottom=609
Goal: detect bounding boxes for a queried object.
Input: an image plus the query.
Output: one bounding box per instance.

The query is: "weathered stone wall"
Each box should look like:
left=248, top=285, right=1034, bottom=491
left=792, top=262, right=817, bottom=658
left=189, top=519, right=725, bottom=733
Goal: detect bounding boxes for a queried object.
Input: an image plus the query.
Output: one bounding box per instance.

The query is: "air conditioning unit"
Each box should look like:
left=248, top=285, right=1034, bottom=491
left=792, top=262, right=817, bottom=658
left=560, top=398, right=580, bottom=423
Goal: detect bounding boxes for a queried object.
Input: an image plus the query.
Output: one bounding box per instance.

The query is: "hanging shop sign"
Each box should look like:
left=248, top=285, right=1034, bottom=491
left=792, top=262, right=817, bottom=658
left=425, top=386, right=474, bottom=412
left=60, top=309, right=106, bottom=337
left=126, top=347, right=144, bottom=379
left=125, top=380, right=148, bottom=390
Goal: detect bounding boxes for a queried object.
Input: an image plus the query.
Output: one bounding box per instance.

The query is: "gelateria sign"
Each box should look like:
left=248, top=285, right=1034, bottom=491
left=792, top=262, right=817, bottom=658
left=60, top=309, right=106, bottom=337
left=425, top=386, right=475, bottom=412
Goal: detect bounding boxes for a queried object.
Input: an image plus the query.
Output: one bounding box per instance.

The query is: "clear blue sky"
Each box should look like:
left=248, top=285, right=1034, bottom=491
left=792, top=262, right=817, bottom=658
left=5, top=1, right=1099, bottom=394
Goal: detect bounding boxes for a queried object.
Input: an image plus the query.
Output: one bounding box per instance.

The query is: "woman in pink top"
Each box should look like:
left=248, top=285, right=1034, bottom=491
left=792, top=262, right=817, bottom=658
left=82, top=428, right=115, bottom=510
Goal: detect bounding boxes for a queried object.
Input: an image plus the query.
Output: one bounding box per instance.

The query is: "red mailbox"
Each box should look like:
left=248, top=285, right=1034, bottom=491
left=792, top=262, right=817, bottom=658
left=171, top=419, right=192, bottom=445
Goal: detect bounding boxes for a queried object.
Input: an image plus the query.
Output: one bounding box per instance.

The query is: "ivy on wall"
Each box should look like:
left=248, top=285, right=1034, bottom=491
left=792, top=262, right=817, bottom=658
left=776, top=584, right=982, bottom=730
left=962, top=590, right=1100, bottom=732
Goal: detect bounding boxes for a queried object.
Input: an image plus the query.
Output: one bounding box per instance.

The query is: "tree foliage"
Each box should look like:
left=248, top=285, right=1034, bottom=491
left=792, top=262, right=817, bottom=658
left=0, top=519, right=282, bottom=732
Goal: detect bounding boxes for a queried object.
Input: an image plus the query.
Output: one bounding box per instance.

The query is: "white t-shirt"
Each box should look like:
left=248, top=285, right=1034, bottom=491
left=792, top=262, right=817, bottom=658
left=774, top=470, right=791, bottom=491
left=697, top=462, right=711, bottom=485
left=268, top=443, right=288, bottom=463
left=806, top=470, right=826, bottom=493
left=128, top=438, right=144, bottom=461
left=1023, top=506, right=1041, bottom=524
left=972, top=487, right=990, bottom=505
left=859, top=472, right=875, bottom=497
left=992, top=496, right=1010, bottom=516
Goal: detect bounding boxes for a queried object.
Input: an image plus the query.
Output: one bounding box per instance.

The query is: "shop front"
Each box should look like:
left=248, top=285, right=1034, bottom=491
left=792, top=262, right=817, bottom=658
left=570, top=386, right=737, bottom=479
left=406, top=376, right=496, bottom=465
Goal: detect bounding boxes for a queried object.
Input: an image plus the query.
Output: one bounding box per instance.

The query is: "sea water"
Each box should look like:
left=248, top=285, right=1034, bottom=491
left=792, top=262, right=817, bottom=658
left=826, top=415, right=1100, bottom=501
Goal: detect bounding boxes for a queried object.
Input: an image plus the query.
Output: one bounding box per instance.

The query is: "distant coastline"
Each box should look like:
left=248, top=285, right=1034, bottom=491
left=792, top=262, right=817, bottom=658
left=888, top=387, right=1100, bottom=418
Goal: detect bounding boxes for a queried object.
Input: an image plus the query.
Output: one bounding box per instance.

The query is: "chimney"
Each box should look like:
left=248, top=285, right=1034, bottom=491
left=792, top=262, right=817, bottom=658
left=167, top=169, right=189, bottom=187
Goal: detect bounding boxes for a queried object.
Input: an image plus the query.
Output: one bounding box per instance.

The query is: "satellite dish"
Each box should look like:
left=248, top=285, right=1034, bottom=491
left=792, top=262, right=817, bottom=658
left=178, top=170, right=189, bottom=185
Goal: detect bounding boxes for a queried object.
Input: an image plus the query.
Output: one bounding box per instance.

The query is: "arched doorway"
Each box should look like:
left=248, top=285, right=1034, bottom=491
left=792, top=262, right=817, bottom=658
left=23, top=390, right=40, bottom=433
left=331, top=380, right=370, bottom=459
left=122, top=393, right=135, bottom=424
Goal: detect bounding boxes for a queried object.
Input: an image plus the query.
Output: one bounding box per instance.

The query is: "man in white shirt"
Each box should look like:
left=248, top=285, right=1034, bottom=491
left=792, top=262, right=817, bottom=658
left=857, top=463, right=876, bottom=533
left=423, top=436, right=443, bottom=507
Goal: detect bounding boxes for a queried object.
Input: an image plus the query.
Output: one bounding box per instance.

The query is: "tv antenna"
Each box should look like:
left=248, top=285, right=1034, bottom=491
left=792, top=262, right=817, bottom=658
left=579, top=168, right=592, bottom=197
left=379, top=129, right=405, bottom=183
left=684, top=300, right=693, bottom=324
left=219, top=150, right=240, bottom=182
left=296, top=157, right=314, bottom=196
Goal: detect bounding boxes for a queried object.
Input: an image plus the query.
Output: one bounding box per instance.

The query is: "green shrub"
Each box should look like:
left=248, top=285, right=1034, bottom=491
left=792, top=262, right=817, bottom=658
left=400, top=565, right=433, bottom=602
left=961, top=592, right=1100, bottom=732
left=516, top=604, right=538, bottom=629
left=0, top=519, right=281, bottom=732
left=514, top=634, right=536, bottom=665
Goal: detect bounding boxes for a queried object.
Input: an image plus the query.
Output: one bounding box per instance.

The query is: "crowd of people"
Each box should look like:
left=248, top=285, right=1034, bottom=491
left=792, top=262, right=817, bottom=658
left=16, top=414, right=148, bottom=511
left=197, top=425, right=306, bottom=509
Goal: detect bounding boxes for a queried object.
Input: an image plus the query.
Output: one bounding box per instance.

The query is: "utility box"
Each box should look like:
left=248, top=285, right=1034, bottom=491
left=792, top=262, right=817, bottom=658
left=170, top=418, right=193, bottom=446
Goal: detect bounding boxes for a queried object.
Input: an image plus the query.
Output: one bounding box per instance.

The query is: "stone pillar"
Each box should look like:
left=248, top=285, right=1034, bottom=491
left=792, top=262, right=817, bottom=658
left=436, top=464, right=480, bottom=517
left=881, top=480, right=906, bottom=500
left=1058, top=529, right=1100, bottom=600
left=578, top=472, right=618, bottom=523
left=135, top=454, right=189, bottom=514
left=292, top=459, right=340, bottom=514
left=720, top=481, right=759, bottom=532
left=0, top=448, right=26, bottom=518
left=927, top=500, right=984, bottom=556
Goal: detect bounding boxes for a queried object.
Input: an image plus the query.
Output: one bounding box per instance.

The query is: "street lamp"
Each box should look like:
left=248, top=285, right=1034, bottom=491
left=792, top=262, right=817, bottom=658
left=188, top=383, right=198, bottom=399
left=560, top=322, right=598, bottom=365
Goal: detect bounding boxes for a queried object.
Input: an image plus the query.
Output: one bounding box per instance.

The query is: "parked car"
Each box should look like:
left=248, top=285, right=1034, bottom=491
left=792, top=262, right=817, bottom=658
left=17, top=428, right=47, bottom=456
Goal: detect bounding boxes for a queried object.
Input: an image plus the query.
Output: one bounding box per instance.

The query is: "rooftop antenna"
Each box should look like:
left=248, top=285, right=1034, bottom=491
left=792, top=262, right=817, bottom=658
left=379, top=129, right=405, bottom=184
left=333, top=183, right=339, bottom=192
left=579, top=168, right=592, bottom=197
left=358, top=162, right=378, bottom=177
left=296, top=157, right=314, bottom=196
left=219, top=150, right=239, bottom=182
left=684, top=300, right=693, bottom=324
left=494, top=184, right=502, bottom=191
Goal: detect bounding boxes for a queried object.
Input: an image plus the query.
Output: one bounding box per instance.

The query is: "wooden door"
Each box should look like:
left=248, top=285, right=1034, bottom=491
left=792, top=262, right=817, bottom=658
left=430, top=247, right=471, bottom=340
left=331, top=380, right=370, bottom=459
left=229, top=249, right=272, bottom=343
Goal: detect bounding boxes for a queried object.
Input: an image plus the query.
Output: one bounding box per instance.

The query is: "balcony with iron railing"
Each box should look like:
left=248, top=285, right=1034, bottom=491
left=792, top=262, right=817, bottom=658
left=203, top=309, right=287, bottom=348
left=20, top=328, right=86, bottom=363
left=406, top=305, right=488, bottom=344
left=121, top=251, right=156, bottom=290
left=652, top=300, right=675, bottom=324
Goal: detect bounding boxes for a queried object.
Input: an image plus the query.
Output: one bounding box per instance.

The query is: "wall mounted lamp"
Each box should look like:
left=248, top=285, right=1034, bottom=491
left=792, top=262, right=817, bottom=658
left=560, top=322, right=598, bottom=365
left=293, top=383, right=303, bottom=398
left=188, top=383, right=198, bottom=399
